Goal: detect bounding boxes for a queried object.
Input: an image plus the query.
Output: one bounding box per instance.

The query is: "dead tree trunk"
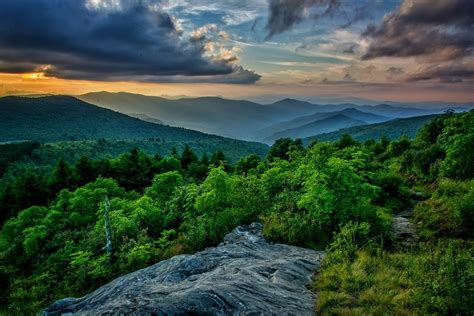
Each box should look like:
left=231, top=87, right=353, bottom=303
left=104, top=195, right=113, bottom=264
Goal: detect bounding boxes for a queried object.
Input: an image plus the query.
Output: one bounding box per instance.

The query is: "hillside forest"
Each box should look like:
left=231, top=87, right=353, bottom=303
left=0, top=110, right=473, bottom=314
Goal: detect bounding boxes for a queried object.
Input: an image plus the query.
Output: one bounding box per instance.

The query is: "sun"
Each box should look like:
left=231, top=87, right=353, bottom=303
left=21, top=65, right=52, bottom=81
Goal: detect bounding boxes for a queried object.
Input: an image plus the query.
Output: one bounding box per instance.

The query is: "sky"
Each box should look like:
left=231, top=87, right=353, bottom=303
left=0, top=0, right=473, bottom=103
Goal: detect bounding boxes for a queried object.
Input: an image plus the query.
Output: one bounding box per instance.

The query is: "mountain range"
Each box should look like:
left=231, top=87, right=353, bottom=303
left=0, top=96, right=268, bottom=159
left=303, top=115, right=439, bottom=144
left=1, top=93, right=465, bottom=152
left=259, top=108, right=389, bottom=143
left=79, top=92, right=462, bottom=143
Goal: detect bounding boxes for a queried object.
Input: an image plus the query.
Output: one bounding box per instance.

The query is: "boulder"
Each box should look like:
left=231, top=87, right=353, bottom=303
left=42, top=223, right=325, bottom=315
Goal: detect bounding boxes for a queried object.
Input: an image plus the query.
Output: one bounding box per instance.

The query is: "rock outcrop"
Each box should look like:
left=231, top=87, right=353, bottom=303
left=42, top=223, right=325, bottom=315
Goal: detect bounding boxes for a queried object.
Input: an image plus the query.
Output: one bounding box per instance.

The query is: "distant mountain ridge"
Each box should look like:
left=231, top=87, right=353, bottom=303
left=265, top=114, right=365, bottom=143
left=79, top=92, right=283, bottom=140
left=0, top=96, right=268, bottom=158
left=78, top=92, right=459, bottom=143
left=303, top=115, right=439, bottom=144
left=259, top=108, right=389, bottom=143
left=0, top=95, right=205, bottom=142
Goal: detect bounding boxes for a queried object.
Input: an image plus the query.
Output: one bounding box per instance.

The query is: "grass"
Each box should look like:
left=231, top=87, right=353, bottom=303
left=314, top=238, right=473, bottom=315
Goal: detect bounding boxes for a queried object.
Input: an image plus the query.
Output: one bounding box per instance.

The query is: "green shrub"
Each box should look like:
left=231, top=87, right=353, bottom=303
left=316, top=234, right=474, bottom=315
left=414, top=179, right=474, bottom=239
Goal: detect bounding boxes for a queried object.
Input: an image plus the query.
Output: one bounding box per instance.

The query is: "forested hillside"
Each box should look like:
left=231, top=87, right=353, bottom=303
left=0, top=96, right=264, bottom=145
left=0, top=139, right=267, bottom=176
left=258, top=108, right=389, bottom=143
left=304, top=114, right=438, bottom=143
left=265, top=114, right=365, bottom=143
left=0, top=110, right=472, bottom=314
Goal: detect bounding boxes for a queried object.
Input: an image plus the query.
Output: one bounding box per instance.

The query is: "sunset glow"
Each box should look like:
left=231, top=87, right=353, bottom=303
left=0, top=0, right=471, bottom=103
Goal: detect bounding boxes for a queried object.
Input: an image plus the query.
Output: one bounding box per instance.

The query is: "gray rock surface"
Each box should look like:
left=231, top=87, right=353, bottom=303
left=391, top=209, right=418, bottom=249
left=41, top=223, right=325, bottom=315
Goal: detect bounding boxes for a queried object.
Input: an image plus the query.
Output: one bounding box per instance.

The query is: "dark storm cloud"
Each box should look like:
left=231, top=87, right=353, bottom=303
left=196, top=66, right=261, bottom=84
left=110, top=65, right=261, bottom=84
left=407, top=62, right=474, bottom=83
left=362, top=0, right=474, bottom=61
left=265, top=0, right=341, bottom=39
left=0, top=0, right=260, bottom=83
left=264, top=0, right=380, bottom=39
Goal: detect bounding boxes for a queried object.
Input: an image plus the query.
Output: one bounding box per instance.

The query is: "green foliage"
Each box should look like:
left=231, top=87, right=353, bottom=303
left=316, top=234, right=474, bottom=315
left=414, top=179, right=474, bottom=239
left=50, top=158, right=74, bottom=194
left=210, top=150, right=228, bottom=170
left=386, top=135, right=411, bottom=157
left=145, top=172, right=184, bottom=208
left=325, top=222, right=372, bottom=265
left=262, top=145, right=390, bottom=248
left=372, top=172, right=413, bottom=213
left=440, top=132, right=474, bottom=179
left=1, top=110, right=473, bottom=314
left=304, top=115, right=438, bottom=144
left=401, top=110, right=474, bottom=181
left=0, top=146, right=250, bottom=226
left=180, top=145, right=198, bottom=170
left=267, top=138, right=303, bottom=161
left=0, top=141, right=41, bottom=176
left=336, top=134, right=358, bottom=149
left=233, top=154, right=261, bottom=175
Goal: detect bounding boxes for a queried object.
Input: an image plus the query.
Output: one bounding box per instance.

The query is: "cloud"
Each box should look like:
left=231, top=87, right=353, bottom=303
left=386, top=67, right=404, bottom=75
left=190, top=24, right=219, bottom=42
left=362, top=0, right=474, bottom=61
left=342, top=45, right=356, bottom=54
left=265, top=0, right=341, bottom=39
left=264, top=0, right=381, bottom=39
left=362, top=0, right=474, bottom=83
left=0, top=0, right=260, bottom=84
left=132, top=65, right=261, bottom=84
left=407, top=61, right=474, bottom=83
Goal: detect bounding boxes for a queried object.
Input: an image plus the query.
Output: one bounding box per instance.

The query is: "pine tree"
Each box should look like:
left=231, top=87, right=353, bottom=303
left=50, top=158, right=73, bottom=193
left=210, top=150, right=226, bottom=166
left=171, top=147, right=178, bottom=158
left=200, top=153, right=210, bottom=166
left=181, top=145, right=198, bottom=169
left=75, top=156, right=96, bottom=186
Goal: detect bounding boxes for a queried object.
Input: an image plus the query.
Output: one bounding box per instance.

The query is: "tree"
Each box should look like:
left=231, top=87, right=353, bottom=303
left=380, top=135, right=390, bottom=149
left=75, top=156, right=96, bottom=186
left=96, top=158, right=113, bottom=178
left=146, top=171, right=184, bottom=207
left=337, top=134, right=358, bottom=149
left=156, top=157, right=182, bottom=174
left=387, top=136, right=411, bottom=157
left=234, top=154, right=261, bottom=175
left=180, top=145, right=198, bottom=170
left=416, top=112, right=452, bottom=144
left=210, top=150, right=228, bottom=170
left=113, top=148, right=153, bottom=190
left=441, top=133, right=474, bottom=179
left=103, top=195, right=113, bottom=264
left=267, top=138, right=303, bottom=161
left=0, top=172, right=50, bottom=225
left=50, top=158, right=74, bottom=194
left=188, top=162, right=208, bottom=182
left=200, top=153, right=210, bottom=166
left=171, top=147, right=179, bottom=158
